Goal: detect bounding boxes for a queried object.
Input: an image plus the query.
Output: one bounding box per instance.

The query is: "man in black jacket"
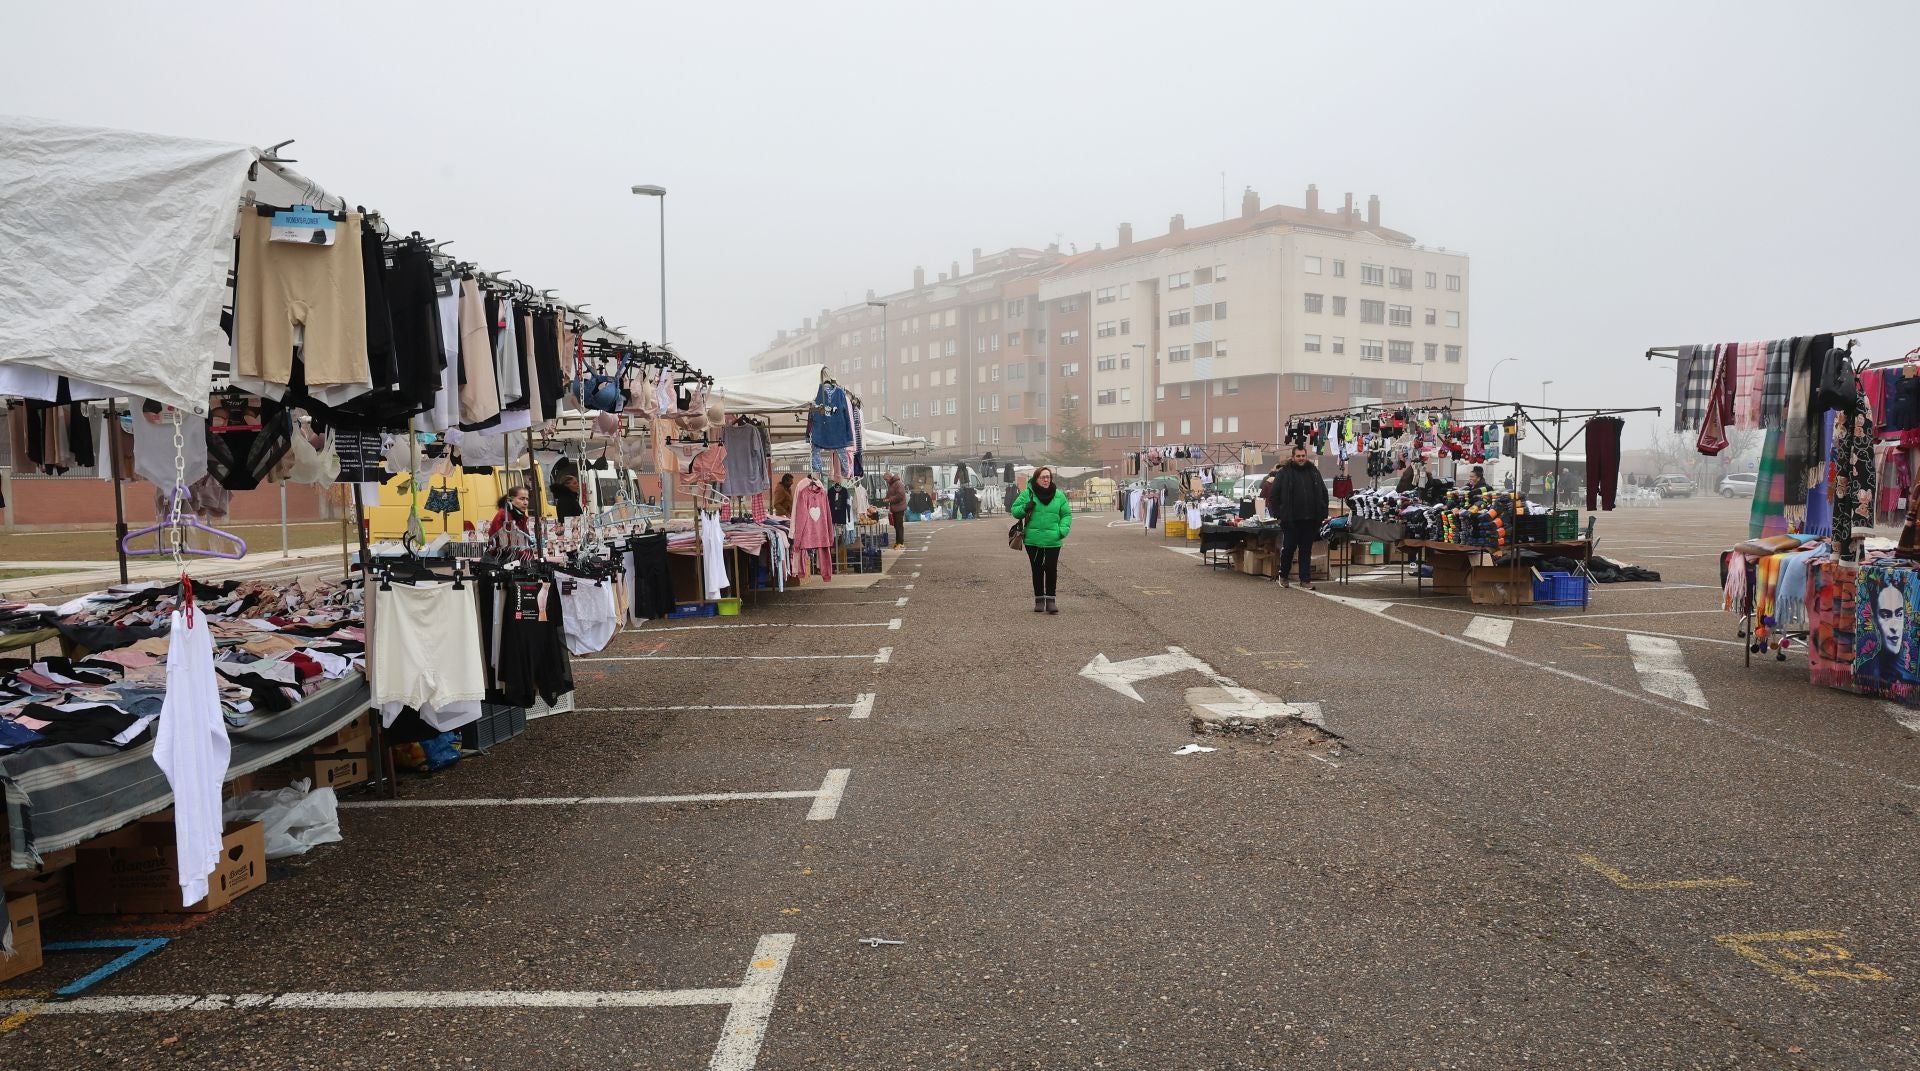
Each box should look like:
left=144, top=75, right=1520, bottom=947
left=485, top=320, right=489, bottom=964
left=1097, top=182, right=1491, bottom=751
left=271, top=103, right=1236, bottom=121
left=1266, top=445, right=1329, bottom=589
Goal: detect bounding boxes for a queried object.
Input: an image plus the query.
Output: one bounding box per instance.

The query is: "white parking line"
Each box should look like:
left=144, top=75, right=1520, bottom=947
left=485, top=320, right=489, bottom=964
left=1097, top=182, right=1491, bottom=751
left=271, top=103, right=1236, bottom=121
left=1626, top=634, right=1710, bottom=709
left=581, top=653, right=886, bottom=663
left=1463, top=616, right=1514, bottom=647
left=637, top=621, right=899, bottom=632
left=342, top=769, right=853, bottom=819
left=572, top=695, right=873, bottom=718
left=1, top=934, right=798, bottom=1070
left=874, top=646, right=893, bottom=665
left=848, top=692, right=876, bottom=719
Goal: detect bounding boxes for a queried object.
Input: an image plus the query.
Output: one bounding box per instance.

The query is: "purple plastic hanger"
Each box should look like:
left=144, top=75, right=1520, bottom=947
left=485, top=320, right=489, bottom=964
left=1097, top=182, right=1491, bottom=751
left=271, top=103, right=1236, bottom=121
left=122, top=489, right=249, bottom=560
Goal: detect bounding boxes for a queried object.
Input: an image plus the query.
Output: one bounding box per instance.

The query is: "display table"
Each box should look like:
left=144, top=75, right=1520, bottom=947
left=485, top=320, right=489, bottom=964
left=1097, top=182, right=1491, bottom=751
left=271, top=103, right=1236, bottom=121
left=2, top=674, right=371, bottom=867
left=1400, top=538, right=1593, bottom=606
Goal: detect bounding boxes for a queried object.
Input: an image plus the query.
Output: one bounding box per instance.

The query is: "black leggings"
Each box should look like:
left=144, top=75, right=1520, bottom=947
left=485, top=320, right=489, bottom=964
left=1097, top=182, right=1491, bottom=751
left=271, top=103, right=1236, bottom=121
left=1026, top=545, right=1060, bottom=597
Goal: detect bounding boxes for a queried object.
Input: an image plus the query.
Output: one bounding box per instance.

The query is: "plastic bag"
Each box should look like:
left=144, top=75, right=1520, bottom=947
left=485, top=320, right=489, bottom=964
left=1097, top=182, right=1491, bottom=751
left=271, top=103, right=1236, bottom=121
left=224, top=779, right=342, bottom=859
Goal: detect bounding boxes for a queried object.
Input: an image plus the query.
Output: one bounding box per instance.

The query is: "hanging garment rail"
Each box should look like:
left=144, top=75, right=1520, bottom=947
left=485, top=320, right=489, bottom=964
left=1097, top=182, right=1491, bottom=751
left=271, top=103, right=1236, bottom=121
left=1644, top=315, right=1920, bottom=359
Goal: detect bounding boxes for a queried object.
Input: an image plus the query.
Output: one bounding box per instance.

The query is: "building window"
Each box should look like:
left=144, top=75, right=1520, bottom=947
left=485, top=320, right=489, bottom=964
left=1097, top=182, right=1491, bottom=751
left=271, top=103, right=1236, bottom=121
left=978, top=397, right=988, bottom=412
left=1210, top=417, right=1223, bottom=434
left=1424, top=342, right=1438, bottom=362
left=1304, top=256, right=1322, bottom=275
left=1180, top=419, right=1192, bottom=435
left=1228, top=416, right=1240, bottom=433
left=1155, top=385, right=1165, bottom=400
left=1293, top=374, right=1311, bottom=391
left=1389, top=267, right=1413, bottom=290
left=1096, top=286, right=1117, bottom=304
left=1360, top=299, right=1386, bottom=324
left=1194, top=341, right=1214, bottom=358
left=1388, top=340, right=1413, bottom=363
left=1424, top=308, right=1437, bottom=326
left=1331, top=296, right=1347, bottom=317
left=1211, top=379, right=1224, bottom=397
left=1331, top=336, right=1345, bottom=355
left=946, top=368, right=958, bottom=385
left=947, top=429, right=957, bottom=446
left=1155, top=421, right=1165, bottom=436
left=945, top=309, right=957, bottom=327
left=1388, top=304, right=1412, bottom=327
left=1425, top=272, right=1437, bottom=289
left=1167, top=308, right=1191, bottom=327
left=945, top=339, right=957, bottom=357
left=1304, top=293, right=1324, bottom=314
left=992, top=426, right=1001, bottom=444
left=1446, top=274, right=1461, bottom=292
left=976, top=337, right=988, bottom=354
left=990, top=334, right=1000, bottom=351
left=1119, top=388, right=1131, bottom=404
left=1167, top=271, right=1190, bottom=289
left=1361, top=264, right=1385, bottom=287
left=1007, top=298, right=1026, bottom=317
left=1058, top=297, right=1080, bottom=312
left=1009, top=363, right=1026, bottom=380
left=1097, top=389, right=1117, bottom=405
left=1215, top=263, right=1228, bottom=281
left=1387, top=380, right=1408, bottom=397
left=1096, top=320, right=1117, bottom=338
left=1119, top=318, right=1131, bottom=335
left=1168, top=345, right=1191, bottom=362
left=1194, top=304, right=1213, bottom=323
left=1215, top=340, right=1228, bottom=360
left=977, top=428, right=988, bottom=444
left=1331, top=259, right=1346, bottom=278
left=991, top=395, right=1000, bottom=411
left=946, top=399, right=957, bottom=415
left=1059, top=330, right=1079, bottom=345
left=1446, top=345, right=1462, bottom=363
left=1224, top=377, right=1240, bottom=395
left=1214, top=302, right=1228, bottom=320
left=1009, top=393, right=1021, bottom=409
left=1096, top=355, right=1117, bottom=372
left=1360, top=339, right=1383, bottom=361
left=1061, top=362, right=1079, bottom=376
left=1194, top=267, right=1213, bottom=285
left=1446, top=311, right=1462, bottom=328
left=1304, top=333, right=1322, bottom=353
left=1322, top=376, right=1336, bottom=392
left=1007, top=331, right=1020, bottom=348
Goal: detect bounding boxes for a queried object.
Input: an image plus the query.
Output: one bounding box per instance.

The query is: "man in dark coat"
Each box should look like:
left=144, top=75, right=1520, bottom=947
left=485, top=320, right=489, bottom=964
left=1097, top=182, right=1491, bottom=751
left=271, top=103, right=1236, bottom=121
left=1266, top=445, right=1329, bottom=589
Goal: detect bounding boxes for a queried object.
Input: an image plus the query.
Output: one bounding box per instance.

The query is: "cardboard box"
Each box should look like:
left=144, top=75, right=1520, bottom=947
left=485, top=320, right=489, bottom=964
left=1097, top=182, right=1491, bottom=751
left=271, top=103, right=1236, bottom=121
left=3, top=847, right=75, bottom=890
left=7, top=868, right=71, bottom=922
left=255, top=732, right=371, bottom=791
left=75, top=820, right=266, bottom=915
left=1470, top=564, right=1538, bottom=606
left=308, top=711, right=373, bottom=752
left=1238, top=548, right=1278, bottom=578
left=1428, top=556, right=1472, bottom=595
left=0, top=892, right=44, bottom=983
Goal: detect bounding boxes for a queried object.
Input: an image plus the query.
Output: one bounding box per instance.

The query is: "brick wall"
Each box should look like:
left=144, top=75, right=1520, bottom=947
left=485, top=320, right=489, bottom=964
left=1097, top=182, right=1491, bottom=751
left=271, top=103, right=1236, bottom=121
left=3, top=476, right=337, bottom=529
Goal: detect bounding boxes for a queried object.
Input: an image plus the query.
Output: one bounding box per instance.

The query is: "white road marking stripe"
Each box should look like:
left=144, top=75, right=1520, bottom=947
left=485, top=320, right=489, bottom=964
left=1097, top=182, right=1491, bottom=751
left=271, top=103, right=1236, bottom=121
left=1541, top=610, right=1725, bottom=620
left=1387, top=602, right=1743, bottom=647
left=874, top=646, right=893, bottom=664
left=849, top=692, right=875, bottom=719
left=1463, top=616, right=1514, bottom=647
left=571, top=701, right=855, bottom=714
left=887, top=617, right=902, bottom=630
left=896, top=596, right=909, bottom=607
left=638, top=621, right=897, bottom=632
left=580, top=654, right=882, bottom=662
left=1627, top=634, right=1710, bottom=709
left=806, top=768, right=851, bottom=820
left=0, top=933, right=800, bottom=1071
left=1311, top=590, right=1920, bottom=794
left=1884, top=703, right=1920, bottom=733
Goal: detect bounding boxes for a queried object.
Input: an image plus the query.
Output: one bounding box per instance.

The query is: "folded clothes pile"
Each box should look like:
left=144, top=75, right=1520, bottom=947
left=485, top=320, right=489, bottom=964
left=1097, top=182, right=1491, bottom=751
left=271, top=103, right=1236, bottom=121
left=0, top=576, right=365, bottom=755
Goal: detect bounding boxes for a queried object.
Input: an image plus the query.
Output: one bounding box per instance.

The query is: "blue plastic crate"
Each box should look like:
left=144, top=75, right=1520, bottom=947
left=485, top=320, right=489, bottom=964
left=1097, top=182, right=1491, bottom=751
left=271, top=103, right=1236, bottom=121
left=667, top=602, right=718, bottom=619
left=1532, top=571, right=1588, bottom=607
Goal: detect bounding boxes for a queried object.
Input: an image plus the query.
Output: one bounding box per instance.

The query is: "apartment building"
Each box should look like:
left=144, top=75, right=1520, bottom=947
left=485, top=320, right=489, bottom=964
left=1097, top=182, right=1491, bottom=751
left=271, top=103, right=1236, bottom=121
left=742, top=185, right=1469, bottom=464
left=1039, top=186, right=1470, bottom=466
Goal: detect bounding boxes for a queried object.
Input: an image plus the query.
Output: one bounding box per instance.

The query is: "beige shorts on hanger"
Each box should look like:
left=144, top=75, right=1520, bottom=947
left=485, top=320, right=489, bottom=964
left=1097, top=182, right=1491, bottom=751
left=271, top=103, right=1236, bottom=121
left=233, top=210, right=373, bottom=390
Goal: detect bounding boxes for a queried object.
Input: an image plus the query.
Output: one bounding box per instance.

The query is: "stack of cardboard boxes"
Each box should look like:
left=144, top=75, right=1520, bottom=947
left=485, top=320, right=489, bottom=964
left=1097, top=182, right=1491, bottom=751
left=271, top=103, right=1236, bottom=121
left=255, top=711, right=372, bottom=791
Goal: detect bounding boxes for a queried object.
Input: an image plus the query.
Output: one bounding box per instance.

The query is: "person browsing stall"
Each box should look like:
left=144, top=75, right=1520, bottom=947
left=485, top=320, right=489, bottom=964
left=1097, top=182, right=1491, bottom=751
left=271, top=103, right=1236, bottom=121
left=1266, top=446, right=1328, bottom=590
left=1011, top=465, right=1073, bottom=614
left=884, top=472, right=908, bottom=547
left=488, top=486, right=534, bottom=552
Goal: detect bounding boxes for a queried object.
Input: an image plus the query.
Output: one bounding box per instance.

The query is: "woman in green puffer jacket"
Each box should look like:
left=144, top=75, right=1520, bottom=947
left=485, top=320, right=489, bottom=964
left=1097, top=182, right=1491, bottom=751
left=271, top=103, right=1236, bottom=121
left=1011, top=466, right=1073, bottom=615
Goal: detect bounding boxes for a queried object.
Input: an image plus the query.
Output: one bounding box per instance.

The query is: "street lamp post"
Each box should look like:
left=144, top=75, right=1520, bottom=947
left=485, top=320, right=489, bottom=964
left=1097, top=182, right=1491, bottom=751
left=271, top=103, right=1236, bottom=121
left=631, top=184, right=667, bottom=514
left=1485, top=356, right=1517, bottom=403
left=1541, top=379, right=1553, bottom=406
left=867, top=299, right=889, bottom=426
left=1133, top=343, right=1148, bottom=450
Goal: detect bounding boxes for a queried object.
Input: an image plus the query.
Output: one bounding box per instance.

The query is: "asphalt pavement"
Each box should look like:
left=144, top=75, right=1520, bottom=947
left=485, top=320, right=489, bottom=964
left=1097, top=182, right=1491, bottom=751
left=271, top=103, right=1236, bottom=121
left=4, top=495, right=1916, bottom=1069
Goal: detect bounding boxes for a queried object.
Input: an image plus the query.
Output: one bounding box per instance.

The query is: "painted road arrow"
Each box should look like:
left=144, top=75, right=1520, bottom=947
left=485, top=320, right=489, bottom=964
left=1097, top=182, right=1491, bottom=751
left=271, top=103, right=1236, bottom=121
left=1079, top=647, right=1217, bottom=701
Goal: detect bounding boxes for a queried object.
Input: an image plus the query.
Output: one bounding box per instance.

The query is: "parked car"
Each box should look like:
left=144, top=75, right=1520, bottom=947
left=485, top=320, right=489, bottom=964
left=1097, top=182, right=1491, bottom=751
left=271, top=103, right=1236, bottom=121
left=1719, top=472, right=1758, bottom=498
left=1652, top=474, right=1697, bottom=498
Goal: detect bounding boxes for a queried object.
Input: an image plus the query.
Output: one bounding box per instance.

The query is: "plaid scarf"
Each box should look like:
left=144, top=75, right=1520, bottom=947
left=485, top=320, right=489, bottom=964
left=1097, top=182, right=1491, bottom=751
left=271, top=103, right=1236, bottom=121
left=1676, top=343, right=1715, bottom=431
left=1760, top=337, right=1796, bottom=429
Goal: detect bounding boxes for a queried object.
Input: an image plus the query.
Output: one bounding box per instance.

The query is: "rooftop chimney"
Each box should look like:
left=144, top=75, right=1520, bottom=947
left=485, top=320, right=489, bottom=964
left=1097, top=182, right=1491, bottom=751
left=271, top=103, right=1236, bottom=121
left=865, top=288, right=875, bottom=301
left=1169, top=213, right=1186, bottom=235
left=913, top=265, right=925, bottom=289
left=972, top=247, right=982, bottom=266
left=1305, top=183, right=1319, bottom=212
left=802, top=317, right=813, bottom=331
left=1342, top=192, right=1354, bottom=224
left=1119, top=222, right=1133, bottom=247
left=951, top=259, right=961, bottom=280
left=939, top=272, right=948, bottom=282
left=777, top=329, right=788, bottom=341
left=1241, top=187, right=1260, bottom=219
left=1366, top=194, right=1380, bottom=227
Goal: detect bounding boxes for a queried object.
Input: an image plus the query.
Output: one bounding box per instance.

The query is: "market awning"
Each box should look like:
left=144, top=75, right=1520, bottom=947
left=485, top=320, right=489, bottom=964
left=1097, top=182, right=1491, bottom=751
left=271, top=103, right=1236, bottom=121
left=770, top=427, right=927, bottom=461
left=711, top=364, right=843, bottom=414
left=0, top=116, right=257, bottom=414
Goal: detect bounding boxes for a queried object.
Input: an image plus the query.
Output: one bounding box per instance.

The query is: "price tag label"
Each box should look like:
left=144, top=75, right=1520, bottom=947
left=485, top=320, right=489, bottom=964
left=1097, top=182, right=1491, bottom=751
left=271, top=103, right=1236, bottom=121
left=269, top=205, right=337, bottom=246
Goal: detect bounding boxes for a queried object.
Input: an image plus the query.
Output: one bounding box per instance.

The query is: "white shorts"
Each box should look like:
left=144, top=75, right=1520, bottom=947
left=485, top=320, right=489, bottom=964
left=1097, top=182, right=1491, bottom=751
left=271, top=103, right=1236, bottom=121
left=371, top=582, right=486, bottom=730
left=558, top=572, right=619, bottom=656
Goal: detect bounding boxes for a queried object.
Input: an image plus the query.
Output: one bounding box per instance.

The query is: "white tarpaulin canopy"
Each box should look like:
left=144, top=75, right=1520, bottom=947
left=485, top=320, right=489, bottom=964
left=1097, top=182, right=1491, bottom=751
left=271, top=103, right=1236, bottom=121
left=0, top=116, right=257, bottom=414
left=710, top=364, right=838, bottom=415
left=771, top=427, right=927, bottom=461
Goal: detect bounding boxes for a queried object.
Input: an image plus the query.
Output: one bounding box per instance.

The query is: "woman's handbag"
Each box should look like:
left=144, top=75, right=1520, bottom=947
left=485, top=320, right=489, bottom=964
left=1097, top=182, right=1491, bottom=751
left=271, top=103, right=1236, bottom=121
left=1008, top=508, right=1027, bottom=551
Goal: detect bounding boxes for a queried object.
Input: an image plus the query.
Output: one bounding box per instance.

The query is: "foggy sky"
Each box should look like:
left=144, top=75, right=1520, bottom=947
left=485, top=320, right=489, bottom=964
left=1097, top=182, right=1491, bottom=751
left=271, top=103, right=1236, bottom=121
left=5, top=1, right=1917, bottom=447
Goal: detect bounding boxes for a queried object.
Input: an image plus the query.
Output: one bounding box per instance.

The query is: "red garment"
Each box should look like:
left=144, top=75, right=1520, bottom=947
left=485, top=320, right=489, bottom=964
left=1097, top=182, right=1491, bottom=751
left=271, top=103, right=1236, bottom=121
left=1696, top=344, right=1733, bottom=456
